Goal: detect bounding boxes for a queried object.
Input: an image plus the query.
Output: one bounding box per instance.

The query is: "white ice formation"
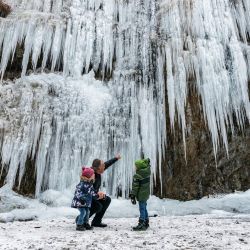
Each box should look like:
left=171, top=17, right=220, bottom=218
left=0, top=0, right=249, bottom=197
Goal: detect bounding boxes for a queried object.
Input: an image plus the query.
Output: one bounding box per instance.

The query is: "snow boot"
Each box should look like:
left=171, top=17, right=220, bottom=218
left=91, top=222, right=107, bottom=228
left=145, top=218, right=149, bottom=228
left=132, top=219, right=147, bottom=231
left=84, top=223, right=93, bottom=230
left=76, top=224, right=85, bottom=231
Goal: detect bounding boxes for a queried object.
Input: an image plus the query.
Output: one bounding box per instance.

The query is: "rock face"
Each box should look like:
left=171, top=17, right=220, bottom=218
left=156, top=126, right=250, bottom=201
left=154, top=88, right=250, bottom=201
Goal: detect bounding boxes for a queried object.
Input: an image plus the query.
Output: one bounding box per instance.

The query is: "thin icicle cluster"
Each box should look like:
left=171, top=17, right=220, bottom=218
left=158, top=0, right=250, bottom=156
left=0, top=0, right=160, bottom=79
left=0, top=0, right=249, bottom=197
left=0, top=73, right=112, bottom=194
left=0, top=0, right=69, bottom=79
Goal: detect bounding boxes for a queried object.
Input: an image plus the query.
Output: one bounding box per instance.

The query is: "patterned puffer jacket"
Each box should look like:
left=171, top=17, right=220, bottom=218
left=71, top=180, right=99, bottom=208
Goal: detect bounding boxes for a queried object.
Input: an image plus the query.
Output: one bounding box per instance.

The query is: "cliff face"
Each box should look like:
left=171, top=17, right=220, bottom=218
left=155, top=88, right=250, bottom=200
left=0, top=0, right=249, bottom=200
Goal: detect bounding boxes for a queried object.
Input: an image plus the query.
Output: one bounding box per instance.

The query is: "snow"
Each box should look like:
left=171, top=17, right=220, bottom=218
left=0, top=215, right=249, bottom=249
left=1, top=186, right=250, bottom=223
left=0, top=188, right=250, bottom=249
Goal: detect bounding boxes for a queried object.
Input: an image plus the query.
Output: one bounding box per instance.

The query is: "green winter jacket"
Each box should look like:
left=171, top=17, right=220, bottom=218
left=131, top=159, right=151, bottom=202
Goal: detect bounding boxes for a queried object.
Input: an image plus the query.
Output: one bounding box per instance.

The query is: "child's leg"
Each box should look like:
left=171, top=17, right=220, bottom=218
left=77, top=208, right=87, bottom=225
left=133, top=201, right=148, bottom=230
left=83, top=208, right=93, bottom=230
left=145, top=201, right=149, bottom=219
left=84, top=208, right=90, bottom=224
left=145, top=201, right=149, bottom=227
left=138, top=201, right=146, bottom=221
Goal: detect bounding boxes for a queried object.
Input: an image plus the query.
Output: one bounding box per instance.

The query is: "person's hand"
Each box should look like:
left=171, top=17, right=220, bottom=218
left=115, top=154, right=121, bottom=160
left=97, top=191, right=106, bottom=199
left=129, top=194, right=136, bottom=205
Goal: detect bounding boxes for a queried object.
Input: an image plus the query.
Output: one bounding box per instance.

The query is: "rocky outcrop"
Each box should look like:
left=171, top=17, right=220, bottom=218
left=155, top=127, right=250, bottom=201
left=154, top=87, right=250, bottom=201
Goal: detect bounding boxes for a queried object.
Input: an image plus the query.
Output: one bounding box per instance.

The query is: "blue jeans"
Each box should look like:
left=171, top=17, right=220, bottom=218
left=139, top=201, right=148, bottom=221
left=76, top=208, right=89, bottom=225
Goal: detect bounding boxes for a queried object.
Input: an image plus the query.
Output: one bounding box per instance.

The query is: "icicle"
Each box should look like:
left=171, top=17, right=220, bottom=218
left=159, top=0, right=250, bottom=158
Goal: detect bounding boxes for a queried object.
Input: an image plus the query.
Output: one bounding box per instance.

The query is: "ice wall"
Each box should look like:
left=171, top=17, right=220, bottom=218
left=159, top=0, right=250, bottom=156
left=0, top=70, right=165, bottom=196
left=0, top=0, right=249, bottom=197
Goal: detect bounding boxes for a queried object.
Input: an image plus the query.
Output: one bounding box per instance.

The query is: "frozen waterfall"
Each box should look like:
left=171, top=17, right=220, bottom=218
left=0, top=0, right=249, bottom=197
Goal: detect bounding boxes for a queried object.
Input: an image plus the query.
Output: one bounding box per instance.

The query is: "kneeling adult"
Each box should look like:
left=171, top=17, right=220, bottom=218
left=89, top=154, right=121, bottom=227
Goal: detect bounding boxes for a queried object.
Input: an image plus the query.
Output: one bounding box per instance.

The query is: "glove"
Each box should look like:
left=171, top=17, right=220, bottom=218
left=129, top=194, right=136, bottom=205
left=79, top=196, right=86, bottom=206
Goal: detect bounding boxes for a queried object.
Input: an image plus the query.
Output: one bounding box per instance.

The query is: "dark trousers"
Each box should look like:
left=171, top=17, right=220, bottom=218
left=89, top=196, right=111, bottom=224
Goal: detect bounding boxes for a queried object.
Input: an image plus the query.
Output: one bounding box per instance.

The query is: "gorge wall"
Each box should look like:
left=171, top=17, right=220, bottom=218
left=0, top=0, right=249, bottom=201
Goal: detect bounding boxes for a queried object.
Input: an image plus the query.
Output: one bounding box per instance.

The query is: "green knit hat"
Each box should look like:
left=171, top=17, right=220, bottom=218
left=135, top=158, right=150, bottom=170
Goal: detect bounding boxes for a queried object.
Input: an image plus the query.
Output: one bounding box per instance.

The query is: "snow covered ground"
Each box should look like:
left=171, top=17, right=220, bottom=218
left=0, top=189, right=250, bottom=249
left=0, top=214, right=249, bottom=250
left=1, top=187, right=250, bottom=222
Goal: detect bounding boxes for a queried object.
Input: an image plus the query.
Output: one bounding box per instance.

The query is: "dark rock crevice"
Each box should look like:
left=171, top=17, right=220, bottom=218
left=13, top=157, right=37, bottom=198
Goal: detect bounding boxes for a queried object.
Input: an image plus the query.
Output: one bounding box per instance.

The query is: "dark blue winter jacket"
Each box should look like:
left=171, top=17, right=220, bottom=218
left=71, top=180, right=99, bottom=208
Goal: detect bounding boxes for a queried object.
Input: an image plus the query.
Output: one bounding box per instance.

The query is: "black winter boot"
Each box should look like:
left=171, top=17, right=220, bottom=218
left=76, top=224, right=85, bottom=231
left=132, top=219, right=147, bottom=231
left=91, top=222, right=107, bottom=228
left=145, top=218, right=149, bottom=228
left=84, top=223, right=93, bottom=230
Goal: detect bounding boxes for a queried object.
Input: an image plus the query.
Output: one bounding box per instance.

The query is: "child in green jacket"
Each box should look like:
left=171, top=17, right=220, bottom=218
left=129, top=158, right=151, bottom=231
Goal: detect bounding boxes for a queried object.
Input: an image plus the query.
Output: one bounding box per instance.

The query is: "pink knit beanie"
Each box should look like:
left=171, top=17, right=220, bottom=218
left=82, top=167, right=94, bottom=179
